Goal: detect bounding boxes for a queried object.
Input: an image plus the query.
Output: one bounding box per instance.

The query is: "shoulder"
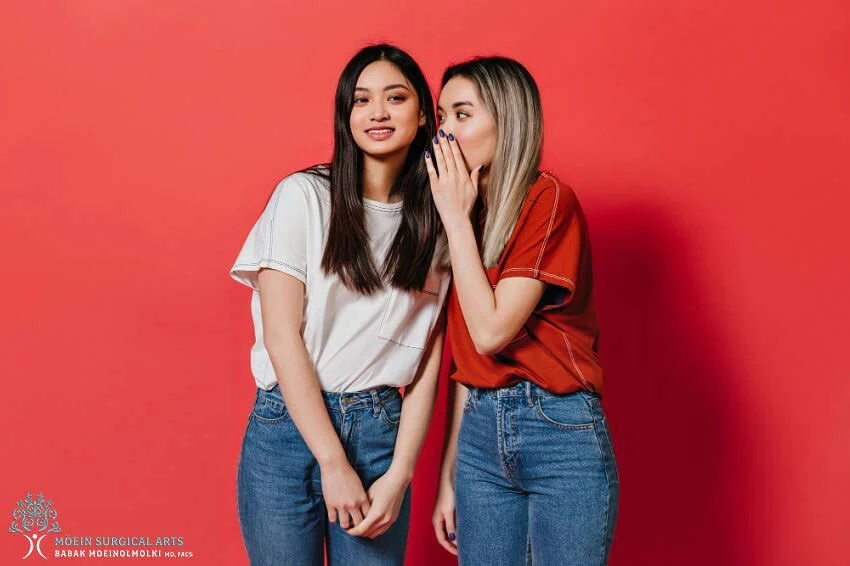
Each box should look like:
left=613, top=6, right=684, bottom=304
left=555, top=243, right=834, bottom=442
left=269, top=167, right=331, bottom=211
left=523, top=171, right=579, bottom=221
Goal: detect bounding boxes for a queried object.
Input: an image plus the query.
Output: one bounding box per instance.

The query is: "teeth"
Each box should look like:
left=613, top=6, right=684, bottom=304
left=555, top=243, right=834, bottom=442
left=368, top=129, right=393, bottom=134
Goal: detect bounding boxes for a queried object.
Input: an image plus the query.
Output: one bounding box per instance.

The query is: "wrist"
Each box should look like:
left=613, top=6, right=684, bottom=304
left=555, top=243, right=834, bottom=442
left=439, top=461, right=456, bottom=485
left=443, top=215, right=472, bottom=238
left=387, top=461, right=415, bottom=485
left=316, top=448, right=348, bottom=469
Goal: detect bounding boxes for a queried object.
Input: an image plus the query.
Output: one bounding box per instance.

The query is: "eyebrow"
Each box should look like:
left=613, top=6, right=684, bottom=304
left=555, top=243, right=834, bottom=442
left=437, top=101, right=474, bottom=111
left=354, top=84, right=412, bottom=93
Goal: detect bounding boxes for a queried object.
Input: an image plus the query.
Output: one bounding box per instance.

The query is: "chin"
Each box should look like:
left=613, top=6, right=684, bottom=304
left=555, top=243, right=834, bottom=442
left=359, top=141, right=411, bottom=159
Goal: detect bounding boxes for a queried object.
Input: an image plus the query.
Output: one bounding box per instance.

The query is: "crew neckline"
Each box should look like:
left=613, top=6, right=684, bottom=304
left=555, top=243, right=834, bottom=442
left=362, top=197, right=403, bottom=213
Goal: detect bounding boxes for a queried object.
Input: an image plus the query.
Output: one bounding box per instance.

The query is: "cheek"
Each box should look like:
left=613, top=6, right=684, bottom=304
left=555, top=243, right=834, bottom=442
left=455, top=127, right=487, bottom=157
left=396, top=104, right=421, bottom=129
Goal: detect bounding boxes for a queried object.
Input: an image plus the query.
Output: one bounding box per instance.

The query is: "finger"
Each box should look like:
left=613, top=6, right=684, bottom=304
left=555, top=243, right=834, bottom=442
left=346, top=508, right=379, bottom=537
left=424, top=151, right=439, bottom=188
left=447, top=132, right=469, bottom=177
left=337, top=507, right=351, bottom=529
left=433, top=514, right=457, bottom=555
left=327, top=506, right=338, bottom=524
left=444, top=509, right=457, bottom=548
left=437, top=130, right=457, bottom=177
left=431, top=134, right=448, bottom=179
left=348, top=506, right=365, bottom=527
left=470, top=164, right=484, bottom=192
left=369, top=521, right=391, bottom=539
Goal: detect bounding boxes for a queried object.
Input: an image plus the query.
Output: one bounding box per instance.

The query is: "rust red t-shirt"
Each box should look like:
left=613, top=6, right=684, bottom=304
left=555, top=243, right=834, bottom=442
left=446, top=171, right=604, bottom=395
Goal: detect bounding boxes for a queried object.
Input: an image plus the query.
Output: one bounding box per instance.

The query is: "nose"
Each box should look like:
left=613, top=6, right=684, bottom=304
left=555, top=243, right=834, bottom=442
left=370, top=100, right=389, bottom=121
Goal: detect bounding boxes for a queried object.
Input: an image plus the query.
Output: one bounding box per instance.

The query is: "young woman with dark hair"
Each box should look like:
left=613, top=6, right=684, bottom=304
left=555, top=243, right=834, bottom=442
left=230, top=44, right=449, bottom=566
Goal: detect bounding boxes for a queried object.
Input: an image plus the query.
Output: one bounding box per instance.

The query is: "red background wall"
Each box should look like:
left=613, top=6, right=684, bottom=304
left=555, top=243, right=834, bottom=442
left=2, top=1, right=848, bottom=565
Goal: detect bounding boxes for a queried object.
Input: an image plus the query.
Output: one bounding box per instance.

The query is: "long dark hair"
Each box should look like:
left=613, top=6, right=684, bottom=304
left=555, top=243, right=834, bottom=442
left=306, top=44, right=439, bottom=295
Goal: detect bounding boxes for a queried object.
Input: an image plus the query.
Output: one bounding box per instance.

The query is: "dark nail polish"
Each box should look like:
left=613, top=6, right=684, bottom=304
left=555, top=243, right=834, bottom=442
left=448, top=133, right=454, bottom=141
left=439, top=129, right=445, bottom=137
left=433, top=136, right=438, bottom=144
left=448, top=532, right=456, bottom=541
left=425, top=151, right=430, bottom=158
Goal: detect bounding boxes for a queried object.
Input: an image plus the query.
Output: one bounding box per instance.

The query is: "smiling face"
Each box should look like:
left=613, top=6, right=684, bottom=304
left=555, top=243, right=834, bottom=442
left=349, top=60, right=425, bottom=159
left=437, top=76, right=498, bottom=172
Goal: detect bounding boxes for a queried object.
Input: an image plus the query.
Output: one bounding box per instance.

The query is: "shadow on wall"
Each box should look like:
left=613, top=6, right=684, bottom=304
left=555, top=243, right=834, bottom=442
left=593, top=201, right=760, bottom=566
left=407, top=199, right=761, bottom=566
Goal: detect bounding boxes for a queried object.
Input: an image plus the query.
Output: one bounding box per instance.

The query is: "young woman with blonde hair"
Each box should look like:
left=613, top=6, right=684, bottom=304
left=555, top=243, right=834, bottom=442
left=428, top=56, right=620, bottom=565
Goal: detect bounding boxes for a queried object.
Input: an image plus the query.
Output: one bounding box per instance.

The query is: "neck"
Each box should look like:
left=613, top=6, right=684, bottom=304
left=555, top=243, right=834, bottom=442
left=361, top=150, right=408, bottom=203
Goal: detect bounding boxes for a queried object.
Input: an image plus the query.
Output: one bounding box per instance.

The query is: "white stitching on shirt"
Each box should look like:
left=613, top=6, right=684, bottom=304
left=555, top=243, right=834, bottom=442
left=233, top=260, right=307, bottom=277
left=561, top=330, right=590, bottom=388
left=499, top=267, right=574, bottom=287
left=533, top=172, right=560, bottom=276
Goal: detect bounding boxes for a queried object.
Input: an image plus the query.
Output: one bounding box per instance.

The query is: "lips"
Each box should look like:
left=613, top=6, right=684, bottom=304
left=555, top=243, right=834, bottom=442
left=365, top=127, right=395, bottom=140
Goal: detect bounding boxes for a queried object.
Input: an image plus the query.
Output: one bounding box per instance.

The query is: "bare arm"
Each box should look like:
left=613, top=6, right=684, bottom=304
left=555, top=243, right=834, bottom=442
left=347, top=308, right=447, bottom=539
left=257, top=268, right=370, bottom=529
left=432, top=374, right=467, bottom=556
left=390, top=308, right=447, bottom=481
left=445, top=217, right=545, bottom=355
left=427, top=133, right=546, bottom=356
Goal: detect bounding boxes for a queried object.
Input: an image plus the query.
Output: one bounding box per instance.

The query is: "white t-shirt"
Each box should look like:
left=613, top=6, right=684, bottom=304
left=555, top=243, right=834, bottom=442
left=230, top=170, right=451, bottom=392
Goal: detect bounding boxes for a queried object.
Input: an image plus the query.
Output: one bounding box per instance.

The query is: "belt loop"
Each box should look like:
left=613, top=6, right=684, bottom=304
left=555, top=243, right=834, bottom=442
left=370, top=389, right=382, bottom=416
left=525, top=381, right=534, bottom=407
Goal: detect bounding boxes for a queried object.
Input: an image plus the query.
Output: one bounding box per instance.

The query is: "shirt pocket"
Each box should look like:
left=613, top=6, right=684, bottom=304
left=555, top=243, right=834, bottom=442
left=377, top=273, right=442, bottom=350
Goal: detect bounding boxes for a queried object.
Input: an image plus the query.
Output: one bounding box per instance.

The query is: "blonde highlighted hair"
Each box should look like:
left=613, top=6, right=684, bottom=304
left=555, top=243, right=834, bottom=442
left=433, top=56, right=543, bottom=270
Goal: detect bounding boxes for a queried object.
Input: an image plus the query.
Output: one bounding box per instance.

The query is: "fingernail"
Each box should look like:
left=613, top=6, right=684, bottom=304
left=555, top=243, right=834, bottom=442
left=439, top=129, right=445, bottom=138
left=433, top=136, right=438, bottom=144
left=425, top=151, right=430, bottom=158
left=448, top=133, right=454, bottom=141
left=448, top=532, right=456, bottom=541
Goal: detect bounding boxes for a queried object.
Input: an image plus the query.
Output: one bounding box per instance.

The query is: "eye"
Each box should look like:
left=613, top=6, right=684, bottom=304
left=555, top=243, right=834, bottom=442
left=388, top=95, right=406, bottom=102
left=353, top=97, right=368, bottom=104
left=456, top=112, right=469, bottom=120
left=437, top=114, right=445, bottom=124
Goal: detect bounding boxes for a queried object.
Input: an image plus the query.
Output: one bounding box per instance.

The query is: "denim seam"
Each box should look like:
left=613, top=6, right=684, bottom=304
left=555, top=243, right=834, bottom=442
left=590, top=410, right=612, bottom=566
left=534, top=398, right=595, bottom=431
left=496, top=399, right=520, bottom=485
left=251, top=397, right=290, bottom=424
left=599, top=415, right=618, bottom=565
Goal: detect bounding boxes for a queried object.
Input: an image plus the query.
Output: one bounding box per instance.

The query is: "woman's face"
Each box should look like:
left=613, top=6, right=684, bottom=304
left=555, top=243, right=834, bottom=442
left=437, top=76, right=497, bottom=172
left=349, top=60, right=425, bottom=158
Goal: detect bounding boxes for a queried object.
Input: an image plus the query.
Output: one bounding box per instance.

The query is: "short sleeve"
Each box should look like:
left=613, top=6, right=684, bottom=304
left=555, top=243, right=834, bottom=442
left=230, top=175, right=310, bottom=290
left=498, top=180, right=587, bottom=307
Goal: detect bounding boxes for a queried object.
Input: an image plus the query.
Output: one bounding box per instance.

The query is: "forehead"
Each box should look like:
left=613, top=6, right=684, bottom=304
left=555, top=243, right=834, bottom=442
left=356, top=60, right=410, bottom=89
left=438, top=76, right=481, bottom=107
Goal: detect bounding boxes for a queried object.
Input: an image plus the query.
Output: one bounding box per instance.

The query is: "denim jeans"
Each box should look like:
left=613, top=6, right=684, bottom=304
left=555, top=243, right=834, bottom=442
left=237, top=384, right=410, bottom=566
left=455, top=381, right=619, bottom=566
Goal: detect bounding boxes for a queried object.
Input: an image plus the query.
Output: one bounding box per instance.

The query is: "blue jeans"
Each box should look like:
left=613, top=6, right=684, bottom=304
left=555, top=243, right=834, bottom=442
left=236, top=384, right=410, bottom=566
left=455, top=381, right=619, bottom=566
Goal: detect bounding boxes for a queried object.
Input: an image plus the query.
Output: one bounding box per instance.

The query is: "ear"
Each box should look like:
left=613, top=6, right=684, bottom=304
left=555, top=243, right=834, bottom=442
left=419, top=110, right=426, bottom=127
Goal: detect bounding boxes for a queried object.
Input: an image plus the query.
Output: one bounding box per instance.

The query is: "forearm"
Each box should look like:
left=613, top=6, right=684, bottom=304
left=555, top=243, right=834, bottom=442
left=444, top=218, right=499, bottom=347
left=266, top=332, right=347, bottom=467
left=387, top=323, right=446, bottom=483
left=439, top=379, right=468, bottom=485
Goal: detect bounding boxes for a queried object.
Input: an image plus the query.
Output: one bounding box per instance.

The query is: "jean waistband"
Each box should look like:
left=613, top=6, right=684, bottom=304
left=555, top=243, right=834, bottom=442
left=264, top=383, right=400, bottom=413
left=467, top=380, right=596, bottom=405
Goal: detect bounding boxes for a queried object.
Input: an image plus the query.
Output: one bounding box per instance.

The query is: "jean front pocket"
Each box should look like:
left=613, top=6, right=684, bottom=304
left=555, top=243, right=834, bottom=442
left=535, top=391, right=595, bottom=431
left=251, top=387, right=290, bottom=424
left=378, top=394, right=402, bottom=427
